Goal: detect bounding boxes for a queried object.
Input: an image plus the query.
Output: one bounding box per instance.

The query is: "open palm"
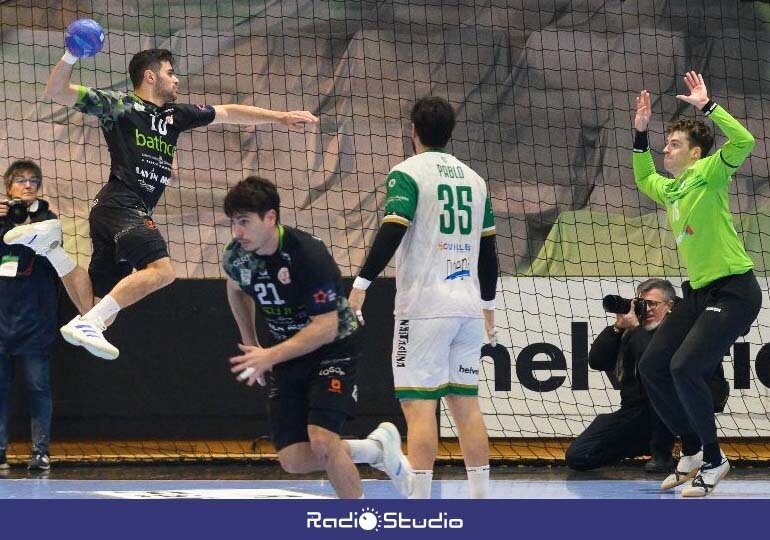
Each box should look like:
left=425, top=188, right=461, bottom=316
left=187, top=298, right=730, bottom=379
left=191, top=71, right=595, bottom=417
left=634, top=90, right=651, bottom=131
left=675, top=71, right=709, bottom=108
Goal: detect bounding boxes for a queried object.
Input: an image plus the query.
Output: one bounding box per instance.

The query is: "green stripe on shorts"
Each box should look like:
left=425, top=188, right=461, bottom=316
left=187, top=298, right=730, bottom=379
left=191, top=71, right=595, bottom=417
left=395, top=383, right=478, bottom=400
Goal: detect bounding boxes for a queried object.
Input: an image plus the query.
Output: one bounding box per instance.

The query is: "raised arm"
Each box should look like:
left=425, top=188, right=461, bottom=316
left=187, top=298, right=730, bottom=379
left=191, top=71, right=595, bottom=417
left=632, top=90, right=671, bottom=205
left=211, top=104, right=318, bottom=130
left=676, top=71, right=754, bottom=170
left=44, top=54, right=83, bottom=106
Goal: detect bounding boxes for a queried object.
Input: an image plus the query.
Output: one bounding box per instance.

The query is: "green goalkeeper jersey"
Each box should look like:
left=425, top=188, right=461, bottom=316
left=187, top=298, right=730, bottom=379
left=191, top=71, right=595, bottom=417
left=633, top=105, right=755, bottom=289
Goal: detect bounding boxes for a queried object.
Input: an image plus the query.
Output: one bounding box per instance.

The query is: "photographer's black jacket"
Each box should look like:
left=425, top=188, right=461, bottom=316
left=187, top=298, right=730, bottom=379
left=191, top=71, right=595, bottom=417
left=0, top=200, right=59, bottom=355
left=588, top=325, right=654, bottom=408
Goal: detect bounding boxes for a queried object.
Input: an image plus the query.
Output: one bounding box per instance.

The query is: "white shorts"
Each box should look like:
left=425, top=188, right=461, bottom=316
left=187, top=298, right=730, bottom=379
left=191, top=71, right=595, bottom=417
left=391, top=317, right=484, bottom=400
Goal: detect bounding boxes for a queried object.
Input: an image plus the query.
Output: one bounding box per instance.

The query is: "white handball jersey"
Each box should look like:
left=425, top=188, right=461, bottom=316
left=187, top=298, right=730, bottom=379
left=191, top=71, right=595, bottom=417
left=382, top=149, right=496, bottom=319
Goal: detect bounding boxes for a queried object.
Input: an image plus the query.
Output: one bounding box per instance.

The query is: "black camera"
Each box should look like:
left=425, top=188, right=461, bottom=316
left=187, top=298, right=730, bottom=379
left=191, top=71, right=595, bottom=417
left=2, top=199, right=29, bottom=225
left=602, top=294, right=647, bottom=321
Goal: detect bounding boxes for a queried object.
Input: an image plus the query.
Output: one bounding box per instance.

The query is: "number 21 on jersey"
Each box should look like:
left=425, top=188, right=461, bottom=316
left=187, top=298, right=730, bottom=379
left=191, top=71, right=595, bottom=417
left=253, top=283, right=285, bottom=305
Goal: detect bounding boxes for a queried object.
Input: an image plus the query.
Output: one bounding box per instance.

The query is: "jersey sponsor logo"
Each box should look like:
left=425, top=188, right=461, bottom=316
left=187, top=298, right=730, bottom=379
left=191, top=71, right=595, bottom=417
left=230, top=253, right=251, bottom=267
left=137, top=177, right=157, bottom=192
left=318, top=366, right=346, bottom=377
left=239, top=268, right=251, bottom=286
left=134, top=128, right=176, bottom=157
left=437, top=241, right=471, bottom=252
left=277, top=267, right=291, bottom=284
left=312, top=287, right=337, bottom=305
left=458, top=364, right=479, bottom=376
left=386, top=195, right=411, bottom=204
left=262, top=306, right=295, bottom=316
left=706, top=306, right=722, bottom=313
left=675, top=224, right=695, bottom=245
left=395, top=320, right=409, bottom=368
left=445, top=257, right=471, bottom=280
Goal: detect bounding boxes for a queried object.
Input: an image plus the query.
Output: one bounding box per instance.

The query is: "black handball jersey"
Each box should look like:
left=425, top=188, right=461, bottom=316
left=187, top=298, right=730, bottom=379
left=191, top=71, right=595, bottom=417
left=223, top=225, right=359, bottom=345
left=74, top=86, right=216, bottom=212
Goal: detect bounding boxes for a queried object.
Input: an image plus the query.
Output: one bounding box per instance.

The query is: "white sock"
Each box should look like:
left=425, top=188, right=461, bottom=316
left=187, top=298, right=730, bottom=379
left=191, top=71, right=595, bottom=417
left=46, top=246, right=77, bottom=277
left=467, top=465, right=490, bottom=499
left=347, top=439, right=382, bottom=464
left=408, top=469, right=433, bottom=499
left=83, top=295, right=121, bottom=328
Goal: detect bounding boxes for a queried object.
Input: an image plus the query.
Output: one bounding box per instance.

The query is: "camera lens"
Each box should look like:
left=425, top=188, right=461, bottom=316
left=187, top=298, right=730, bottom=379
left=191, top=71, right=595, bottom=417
left=602, top=295, right=632, bottom=314
left=5, top=199, right=29, bottom=225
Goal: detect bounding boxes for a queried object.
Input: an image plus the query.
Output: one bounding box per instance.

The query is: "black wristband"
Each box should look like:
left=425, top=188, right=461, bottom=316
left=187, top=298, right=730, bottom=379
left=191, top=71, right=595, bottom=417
left=633, top=129, right=649, bottom=152
left=701, top=100, right=717, bottom=115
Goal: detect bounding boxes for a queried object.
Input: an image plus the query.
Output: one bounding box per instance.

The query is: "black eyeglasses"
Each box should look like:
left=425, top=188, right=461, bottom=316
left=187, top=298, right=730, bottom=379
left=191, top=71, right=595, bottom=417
left=11, top=176, right=42, bottom=186
left=637, top=299, right=669, bottom=309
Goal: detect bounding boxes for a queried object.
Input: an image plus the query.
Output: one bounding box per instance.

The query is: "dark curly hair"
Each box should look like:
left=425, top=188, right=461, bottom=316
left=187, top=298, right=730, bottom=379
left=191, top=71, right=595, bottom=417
left=666, top=118, right=714, bottom=157
left=224, top=176, right=281, bottom=221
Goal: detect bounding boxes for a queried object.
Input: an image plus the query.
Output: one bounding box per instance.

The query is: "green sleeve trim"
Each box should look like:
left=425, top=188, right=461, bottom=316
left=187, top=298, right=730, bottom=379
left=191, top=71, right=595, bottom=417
left=384, top=170, right=419, bottom=221
left=483, top=194, right=495, bottom=230
left=75, top=85, right=89, bottom=105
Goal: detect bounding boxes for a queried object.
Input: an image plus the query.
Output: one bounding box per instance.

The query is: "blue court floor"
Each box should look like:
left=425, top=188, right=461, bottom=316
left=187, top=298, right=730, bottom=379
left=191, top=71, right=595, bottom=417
left=2, top=466, right=770, bottom=499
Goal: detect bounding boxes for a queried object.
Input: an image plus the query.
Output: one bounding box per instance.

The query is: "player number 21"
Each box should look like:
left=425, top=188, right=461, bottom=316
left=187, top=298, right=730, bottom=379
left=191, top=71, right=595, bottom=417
left=438, top=184, right=472, bottom=235
left=254, top=283, right=285, bottom=305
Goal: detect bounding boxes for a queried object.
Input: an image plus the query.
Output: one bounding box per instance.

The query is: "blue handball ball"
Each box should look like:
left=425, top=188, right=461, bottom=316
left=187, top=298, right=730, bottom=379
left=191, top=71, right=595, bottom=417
left=64, top=19, right=105, bottom=58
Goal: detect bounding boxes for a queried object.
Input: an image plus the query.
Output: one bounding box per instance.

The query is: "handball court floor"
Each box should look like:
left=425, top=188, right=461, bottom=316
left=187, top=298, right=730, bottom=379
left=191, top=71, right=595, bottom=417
left=2, top=439, right=770, bottom=499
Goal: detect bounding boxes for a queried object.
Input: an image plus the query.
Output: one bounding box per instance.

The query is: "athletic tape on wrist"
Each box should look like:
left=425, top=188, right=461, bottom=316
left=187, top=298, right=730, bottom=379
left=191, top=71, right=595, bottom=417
left=353, top=276, right=371, bottom=290
left=61, top=51, right=78, bottom=65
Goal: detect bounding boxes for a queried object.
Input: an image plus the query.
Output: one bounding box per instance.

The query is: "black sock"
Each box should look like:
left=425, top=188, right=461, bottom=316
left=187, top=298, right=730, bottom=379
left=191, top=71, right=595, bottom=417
left=703, top=442, right=722, bottom=467
left=681, top=433, right=701, bottom=456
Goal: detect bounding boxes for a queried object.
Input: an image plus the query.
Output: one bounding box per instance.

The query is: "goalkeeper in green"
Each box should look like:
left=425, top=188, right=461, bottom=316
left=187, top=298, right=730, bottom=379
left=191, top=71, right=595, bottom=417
left=633, top=71, right=761, bottom=497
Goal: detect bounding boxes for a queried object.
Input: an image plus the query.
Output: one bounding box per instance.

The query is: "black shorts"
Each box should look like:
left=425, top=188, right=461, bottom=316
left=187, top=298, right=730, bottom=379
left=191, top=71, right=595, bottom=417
left=268, top=334, right=360, bottom=451
left=88, top=203, right=169, bottom=297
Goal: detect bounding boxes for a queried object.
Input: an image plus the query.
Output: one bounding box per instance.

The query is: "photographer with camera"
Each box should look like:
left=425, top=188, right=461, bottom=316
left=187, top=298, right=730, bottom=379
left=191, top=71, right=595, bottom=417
left=566, top=278, right=730, bottom=473
left=566, top=279, right=679, bottom=472
left=0, top=160, right=60, bottom=471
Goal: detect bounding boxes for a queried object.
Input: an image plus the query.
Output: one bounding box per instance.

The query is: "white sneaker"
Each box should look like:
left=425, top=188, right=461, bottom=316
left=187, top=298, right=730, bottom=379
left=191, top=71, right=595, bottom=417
left=366, top=422, right=411, bottom=497
left=3, top=219, right=62, bottom=256
left=60, top=316, right=119, bottom=360
left=681, top=454, right=730, bottom=497
left=660, top=450, right=703, bottom=491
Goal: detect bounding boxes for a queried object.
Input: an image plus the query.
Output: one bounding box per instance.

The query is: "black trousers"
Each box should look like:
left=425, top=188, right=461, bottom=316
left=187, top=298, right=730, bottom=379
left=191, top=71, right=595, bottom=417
left=566, top=405, right=675, bottom=471
left=638, top=270, right=762, bottom=448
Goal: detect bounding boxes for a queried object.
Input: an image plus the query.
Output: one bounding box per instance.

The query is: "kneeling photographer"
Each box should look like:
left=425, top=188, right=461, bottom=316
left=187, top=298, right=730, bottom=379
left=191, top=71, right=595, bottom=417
left=566, top=278, right=729, bottom=472
left=0, top=160, right=60, bottom=471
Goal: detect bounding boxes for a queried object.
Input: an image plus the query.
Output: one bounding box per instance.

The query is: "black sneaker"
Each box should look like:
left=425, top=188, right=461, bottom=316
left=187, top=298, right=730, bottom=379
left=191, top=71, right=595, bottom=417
left=28, top=451, right=50, bottom=471
left=644, top=452, right=675, bottom=474
left=0, top=450, right=9, bottom=470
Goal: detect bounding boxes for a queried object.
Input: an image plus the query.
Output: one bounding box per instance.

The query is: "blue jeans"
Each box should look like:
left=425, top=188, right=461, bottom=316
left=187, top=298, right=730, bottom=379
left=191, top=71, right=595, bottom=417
left=0, top=353, right=52, bottom=454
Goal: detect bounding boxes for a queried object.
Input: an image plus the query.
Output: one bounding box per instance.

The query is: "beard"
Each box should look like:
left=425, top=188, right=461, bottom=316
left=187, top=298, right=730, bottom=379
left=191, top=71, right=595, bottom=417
left=643, top=318, right=664, bottom=331
left=157, top=85, right=177, bottom=104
